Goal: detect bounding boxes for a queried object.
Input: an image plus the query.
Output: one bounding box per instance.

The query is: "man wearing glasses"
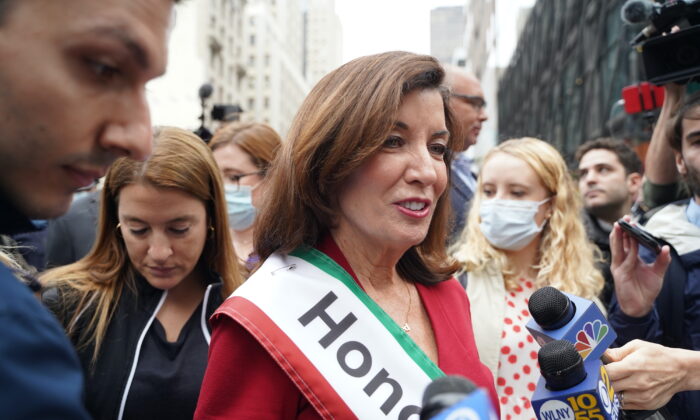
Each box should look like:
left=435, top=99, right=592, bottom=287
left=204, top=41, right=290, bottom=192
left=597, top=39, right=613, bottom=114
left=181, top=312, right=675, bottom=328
left=444, top=66, right=489, bottom=243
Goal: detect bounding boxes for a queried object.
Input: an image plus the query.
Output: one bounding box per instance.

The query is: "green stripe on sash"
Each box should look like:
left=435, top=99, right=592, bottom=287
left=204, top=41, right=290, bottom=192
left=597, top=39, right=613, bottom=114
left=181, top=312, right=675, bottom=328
left=290, top=246, right=444, bottom=380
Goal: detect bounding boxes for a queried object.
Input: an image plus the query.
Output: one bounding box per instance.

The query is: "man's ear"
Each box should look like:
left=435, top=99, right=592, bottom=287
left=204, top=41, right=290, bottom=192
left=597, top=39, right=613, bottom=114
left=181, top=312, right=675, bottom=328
left=626, top=172, right=643, bottom=197
left=675, top=150, right=687, bottom=176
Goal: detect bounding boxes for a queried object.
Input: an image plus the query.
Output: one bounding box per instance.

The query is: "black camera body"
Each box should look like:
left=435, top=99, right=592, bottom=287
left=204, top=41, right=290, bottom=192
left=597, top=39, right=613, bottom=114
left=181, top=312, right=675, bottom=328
left=641, top=24, right=700, bottom=84
left=625, top=0, right=700, bottom=84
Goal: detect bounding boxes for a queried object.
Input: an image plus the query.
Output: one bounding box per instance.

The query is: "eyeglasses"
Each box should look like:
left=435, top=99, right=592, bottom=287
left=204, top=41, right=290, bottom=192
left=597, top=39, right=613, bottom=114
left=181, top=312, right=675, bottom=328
left=226, top=171, right=264, bottom=190
left=451, top=93, right=487, bottom=111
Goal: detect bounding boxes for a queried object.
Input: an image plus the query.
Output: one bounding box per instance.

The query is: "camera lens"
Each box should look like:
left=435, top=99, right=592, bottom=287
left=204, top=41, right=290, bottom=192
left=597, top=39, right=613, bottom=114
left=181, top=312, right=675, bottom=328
left=676, top=45, right=700, bottom=66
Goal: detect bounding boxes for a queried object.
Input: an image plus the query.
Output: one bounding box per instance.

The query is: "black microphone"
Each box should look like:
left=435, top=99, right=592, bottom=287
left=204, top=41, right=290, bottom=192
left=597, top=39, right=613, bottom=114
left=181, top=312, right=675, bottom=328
left=420, top=375, right=497, bottom=420
left=532, top=340, right=620, bottom=420
left=621, top=0, right=657, bottom=25
left=528, top=286, right=575, bottom=330
left=527, top=287, right=670, bottom=419
left=622, top=0, right=700, bottom=45
left=527, top=286, right=616, bottom=363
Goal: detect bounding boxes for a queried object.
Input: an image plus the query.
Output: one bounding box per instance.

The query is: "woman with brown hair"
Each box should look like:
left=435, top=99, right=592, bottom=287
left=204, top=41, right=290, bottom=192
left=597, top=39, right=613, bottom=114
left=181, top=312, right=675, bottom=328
left=41, top=127, right=243, bottom=420
left=209, top=122, right=282, bottom=274
left=195, top=51, right=498, bottom=419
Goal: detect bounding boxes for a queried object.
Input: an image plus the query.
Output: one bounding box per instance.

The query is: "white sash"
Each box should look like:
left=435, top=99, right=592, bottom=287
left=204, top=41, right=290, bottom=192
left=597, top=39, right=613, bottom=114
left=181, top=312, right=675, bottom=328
left=227, top=247, right=444, bottom=419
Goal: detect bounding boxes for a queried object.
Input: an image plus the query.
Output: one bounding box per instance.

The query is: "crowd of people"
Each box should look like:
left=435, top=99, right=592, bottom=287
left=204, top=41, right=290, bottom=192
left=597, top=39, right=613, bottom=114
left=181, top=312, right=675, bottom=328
left=2, top=1, right=700, bottom=420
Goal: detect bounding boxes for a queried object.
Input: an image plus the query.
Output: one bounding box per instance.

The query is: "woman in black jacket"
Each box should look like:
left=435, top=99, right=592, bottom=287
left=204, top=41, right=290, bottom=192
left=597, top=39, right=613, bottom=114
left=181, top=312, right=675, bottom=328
left=41, top=127, right=243, bottom=420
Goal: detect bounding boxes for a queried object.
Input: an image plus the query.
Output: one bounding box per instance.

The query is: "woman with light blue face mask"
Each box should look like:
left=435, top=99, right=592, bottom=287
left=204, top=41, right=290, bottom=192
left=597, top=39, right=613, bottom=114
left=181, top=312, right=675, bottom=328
left=210, top=122, right=282, bottom=275
left=450, top=138, right=605, bottom=418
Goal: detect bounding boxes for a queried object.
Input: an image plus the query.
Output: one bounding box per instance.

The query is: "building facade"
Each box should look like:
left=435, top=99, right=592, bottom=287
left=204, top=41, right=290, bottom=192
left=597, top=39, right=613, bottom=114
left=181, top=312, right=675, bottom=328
left=305, top=0, right=343, bottom=86
left=432, top=1, right=529, bottom=160
left=497, top=0, right=647, bottom=160
left=430, top=6, right=466, bottom=65
left=147, top=0, right=248, bottom=131
left=239, top=0, right=309, bottom=136
left=148, top=0, right=342, bottom=137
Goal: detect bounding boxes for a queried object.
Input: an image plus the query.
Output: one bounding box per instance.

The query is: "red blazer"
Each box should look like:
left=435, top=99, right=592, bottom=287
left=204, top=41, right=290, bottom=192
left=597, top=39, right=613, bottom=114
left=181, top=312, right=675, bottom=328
left=195, top=237, right=498, bottom=419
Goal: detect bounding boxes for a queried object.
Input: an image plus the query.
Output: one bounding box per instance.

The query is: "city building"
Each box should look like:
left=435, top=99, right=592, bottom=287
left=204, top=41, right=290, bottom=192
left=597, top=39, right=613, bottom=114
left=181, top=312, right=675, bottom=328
left=432, top=1, right=532, bottom=160
left=305, top=0, right=343, bottom=86
left=147, top=0, right=248, bottom=132
left=239, top=0, right=309, bottom=136
left=498, top=0, right=648, bottom=159
left=148, top=0, right=342, bottom=138
left=430, top=6, right=466, bottom=65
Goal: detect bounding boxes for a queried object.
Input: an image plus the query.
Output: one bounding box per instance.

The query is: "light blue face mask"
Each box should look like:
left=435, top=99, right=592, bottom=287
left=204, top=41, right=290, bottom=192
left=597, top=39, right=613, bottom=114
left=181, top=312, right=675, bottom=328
left=225, top=184, right=257, bottom=231
left=478, top=197, right=550, bottom=251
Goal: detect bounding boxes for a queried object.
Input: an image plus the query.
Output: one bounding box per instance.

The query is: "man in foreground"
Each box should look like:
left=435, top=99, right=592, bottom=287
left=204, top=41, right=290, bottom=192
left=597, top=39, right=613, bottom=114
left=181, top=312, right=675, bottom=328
left=0, top=0, right=178, bottom=417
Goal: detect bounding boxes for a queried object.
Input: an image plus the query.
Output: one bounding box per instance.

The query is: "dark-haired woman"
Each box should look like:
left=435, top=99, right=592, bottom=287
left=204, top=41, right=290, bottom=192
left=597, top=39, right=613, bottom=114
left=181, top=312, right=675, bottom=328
left=42, top=127, right=243, bottom=420
left=195, top=52, right=498, bottom=419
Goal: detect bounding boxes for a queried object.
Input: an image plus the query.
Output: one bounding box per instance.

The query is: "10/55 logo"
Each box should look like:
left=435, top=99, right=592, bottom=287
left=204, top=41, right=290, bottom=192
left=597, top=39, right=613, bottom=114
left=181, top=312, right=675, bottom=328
left=597, top=365, right=620, bottom=420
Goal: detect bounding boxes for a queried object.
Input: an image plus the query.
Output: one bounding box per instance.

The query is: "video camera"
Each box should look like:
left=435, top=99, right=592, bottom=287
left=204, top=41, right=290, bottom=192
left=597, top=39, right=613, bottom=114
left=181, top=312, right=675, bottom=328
left=622, top=0, right=700, bottom=84
left=193, top=83, right=244, bottom=142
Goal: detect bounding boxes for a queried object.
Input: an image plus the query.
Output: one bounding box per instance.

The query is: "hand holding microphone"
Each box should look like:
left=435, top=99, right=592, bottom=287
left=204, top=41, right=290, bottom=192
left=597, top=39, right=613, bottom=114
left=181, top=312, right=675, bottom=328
left=606, top=340, right=698, bottom=412
left=527, top=286, right=670, bottom=419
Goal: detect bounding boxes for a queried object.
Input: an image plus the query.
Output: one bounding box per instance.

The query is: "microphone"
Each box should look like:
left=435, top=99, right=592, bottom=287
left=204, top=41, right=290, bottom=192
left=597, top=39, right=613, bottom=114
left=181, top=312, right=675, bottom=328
left=621, top=0, right=657, bottom=25
left=420, top=375, right=498, bottom=420
left=527, top=287, right=669, bottom=419
left=621, top=0, right=700, bottom=45
left=526, top=286, right=616, bottom=363
left=532, top=340, right=620, bottom=420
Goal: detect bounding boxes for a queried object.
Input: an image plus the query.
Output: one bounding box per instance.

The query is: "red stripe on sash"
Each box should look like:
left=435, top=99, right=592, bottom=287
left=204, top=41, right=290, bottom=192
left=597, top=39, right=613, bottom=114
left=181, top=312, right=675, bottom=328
left=217, top=296, right=356, bottom=419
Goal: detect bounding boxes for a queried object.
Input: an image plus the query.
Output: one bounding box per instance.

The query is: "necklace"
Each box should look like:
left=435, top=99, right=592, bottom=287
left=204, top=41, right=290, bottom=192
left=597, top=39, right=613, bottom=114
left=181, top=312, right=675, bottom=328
left=402, top=281, right=412, bottom=333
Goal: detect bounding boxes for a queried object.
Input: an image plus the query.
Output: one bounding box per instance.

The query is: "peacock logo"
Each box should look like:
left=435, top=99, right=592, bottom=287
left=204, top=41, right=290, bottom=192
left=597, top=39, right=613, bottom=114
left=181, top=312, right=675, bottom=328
left=574, top=320, right=609, bottom=360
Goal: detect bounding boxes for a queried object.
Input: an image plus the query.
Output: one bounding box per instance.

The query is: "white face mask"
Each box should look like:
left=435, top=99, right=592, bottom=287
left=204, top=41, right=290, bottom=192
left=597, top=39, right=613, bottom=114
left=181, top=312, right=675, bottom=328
left=478, top=197, right=551, bottom=251
left=224, top=184, right=258, bottom=231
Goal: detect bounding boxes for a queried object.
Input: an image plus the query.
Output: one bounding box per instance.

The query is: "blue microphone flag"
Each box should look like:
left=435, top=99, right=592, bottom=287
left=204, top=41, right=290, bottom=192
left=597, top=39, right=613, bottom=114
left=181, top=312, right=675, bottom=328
left=526, top=292, right=616, bottom=361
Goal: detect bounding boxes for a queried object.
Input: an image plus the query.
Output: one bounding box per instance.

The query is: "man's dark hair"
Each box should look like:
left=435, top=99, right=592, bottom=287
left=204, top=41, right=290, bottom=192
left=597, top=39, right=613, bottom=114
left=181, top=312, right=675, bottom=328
left=0, top=0, right=184, bottom=25
left=670, top=91, right=700, bottom=152
left=575, top=137, right=643, bottom=176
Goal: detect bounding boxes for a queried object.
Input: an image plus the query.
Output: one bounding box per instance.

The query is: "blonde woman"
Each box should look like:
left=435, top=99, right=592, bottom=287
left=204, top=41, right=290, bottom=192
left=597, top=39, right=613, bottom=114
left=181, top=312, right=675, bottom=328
left=41, top=127, right=243, bottom=420
left=451, top=138, right=604, bottom=419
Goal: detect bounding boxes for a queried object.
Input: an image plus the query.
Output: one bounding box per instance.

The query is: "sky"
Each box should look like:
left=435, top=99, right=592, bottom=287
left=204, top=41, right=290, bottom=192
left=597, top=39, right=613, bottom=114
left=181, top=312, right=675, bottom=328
left=335, top=0, right=464, bottom=63
left=335, top=0, right=536, bottom=67
left=148, top=0, right=537, bottom=130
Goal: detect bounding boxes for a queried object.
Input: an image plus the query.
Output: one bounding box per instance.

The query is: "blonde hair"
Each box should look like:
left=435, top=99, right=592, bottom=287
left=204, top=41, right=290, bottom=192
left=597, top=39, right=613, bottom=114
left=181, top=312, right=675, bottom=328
left=0, top=247, right=22, bottom=271
left=451, top=138, right=603, bottom=299
left=41, top=127, right=243, bottom=362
